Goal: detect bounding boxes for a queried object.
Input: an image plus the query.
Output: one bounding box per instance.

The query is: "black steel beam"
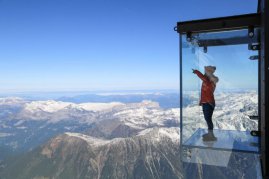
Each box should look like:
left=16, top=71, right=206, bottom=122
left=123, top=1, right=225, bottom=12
left=197, top=36, right=254, bottom=47
left=260, top=0, right=269, bottom=178
left=176, top=13, right=260, bottom=34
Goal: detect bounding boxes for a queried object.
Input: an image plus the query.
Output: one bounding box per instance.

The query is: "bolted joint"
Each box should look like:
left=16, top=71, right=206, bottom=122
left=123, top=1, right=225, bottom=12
left=248, top=25, right=255, bottom=38
left=248, top=43, right=261, bottom=50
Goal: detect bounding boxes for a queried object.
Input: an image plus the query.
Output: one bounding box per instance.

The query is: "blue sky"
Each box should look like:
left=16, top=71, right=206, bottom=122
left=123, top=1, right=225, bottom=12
left=0, top=0, right=258, bottom=92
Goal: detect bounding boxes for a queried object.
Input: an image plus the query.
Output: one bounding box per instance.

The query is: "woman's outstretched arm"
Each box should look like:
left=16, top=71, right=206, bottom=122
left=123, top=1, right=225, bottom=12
left=192, top=69, right=208, bottom=82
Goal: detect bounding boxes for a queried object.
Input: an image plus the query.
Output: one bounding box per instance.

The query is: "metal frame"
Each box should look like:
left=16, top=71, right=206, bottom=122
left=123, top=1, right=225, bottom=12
left=260, top=0, right=269, bottom=178
left=179, top=34, right=184, bottom=177
left=176, top=13, right=260, bottom=34
left=176, top=7, right=269, bottom=178
left=197, top=36, right=257, bottom=47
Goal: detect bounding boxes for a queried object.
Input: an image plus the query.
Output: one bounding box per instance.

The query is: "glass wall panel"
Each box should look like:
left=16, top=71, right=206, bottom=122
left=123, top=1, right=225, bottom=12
left=180, top=28, right=261, bottom=178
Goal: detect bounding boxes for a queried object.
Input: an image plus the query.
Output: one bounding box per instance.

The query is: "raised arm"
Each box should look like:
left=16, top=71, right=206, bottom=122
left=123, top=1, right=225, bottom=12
left=192, top=69, right=208, bottom=82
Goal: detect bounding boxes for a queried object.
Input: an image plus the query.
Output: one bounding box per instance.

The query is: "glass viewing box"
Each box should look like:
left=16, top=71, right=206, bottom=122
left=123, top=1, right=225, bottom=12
left=177, top=14, right=263, bottom=178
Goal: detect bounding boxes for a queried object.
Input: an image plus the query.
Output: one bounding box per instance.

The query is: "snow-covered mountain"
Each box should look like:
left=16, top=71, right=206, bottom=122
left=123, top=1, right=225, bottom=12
left=1, top=91, right=257, bottom=127
left=0, top=98, right=180, bottom=156
left=0, top=92, right=258, bottom=152
left=2, top=98, right=168, bottom=124
left=0, top=91, right=259, bottom=179
left=1, top=127, right=182, bottom=179
left=181, top=91, right=258, bottom=140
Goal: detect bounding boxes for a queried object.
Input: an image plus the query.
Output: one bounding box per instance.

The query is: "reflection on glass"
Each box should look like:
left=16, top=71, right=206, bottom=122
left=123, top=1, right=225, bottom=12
left=181, top=29, right=259, bottom=150
left=184, top=128, right=259, bottom=153
left=180, top=28, right=261, bottom=178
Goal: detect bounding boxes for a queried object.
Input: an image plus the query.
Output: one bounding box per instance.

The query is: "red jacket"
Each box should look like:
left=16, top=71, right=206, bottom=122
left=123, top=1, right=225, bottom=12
left=194, top=70, right=216, bottom=106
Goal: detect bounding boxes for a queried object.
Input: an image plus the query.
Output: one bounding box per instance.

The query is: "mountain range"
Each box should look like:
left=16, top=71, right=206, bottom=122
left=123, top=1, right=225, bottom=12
left=0, top=91, right=259, bottom=179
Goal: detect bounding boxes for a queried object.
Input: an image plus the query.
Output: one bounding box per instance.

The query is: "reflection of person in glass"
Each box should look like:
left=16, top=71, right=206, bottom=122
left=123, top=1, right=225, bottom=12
left=192, top=66, right=219, bottom=141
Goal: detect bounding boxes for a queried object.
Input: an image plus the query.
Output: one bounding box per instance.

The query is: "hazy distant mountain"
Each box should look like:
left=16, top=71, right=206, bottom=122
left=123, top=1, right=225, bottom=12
left=57, top=93, right=181, bottom=109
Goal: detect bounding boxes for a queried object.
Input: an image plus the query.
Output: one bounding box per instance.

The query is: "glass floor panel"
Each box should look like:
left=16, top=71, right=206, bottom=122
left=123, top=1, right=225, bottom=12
left=183, top=128, right=259, bottom=153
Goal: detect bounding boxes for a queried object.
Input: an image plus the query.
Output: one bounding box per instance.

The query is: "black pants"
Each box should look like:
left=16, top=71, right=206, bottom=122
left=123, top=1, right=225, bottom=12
left=202, top=103, right=215, bottom=130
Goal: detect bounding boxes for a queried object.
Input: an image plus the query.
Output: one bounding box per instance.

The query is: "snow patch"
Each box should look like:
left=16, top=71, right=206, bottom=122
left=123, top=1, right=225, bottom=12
left=65, top=132, right=110, bottom=146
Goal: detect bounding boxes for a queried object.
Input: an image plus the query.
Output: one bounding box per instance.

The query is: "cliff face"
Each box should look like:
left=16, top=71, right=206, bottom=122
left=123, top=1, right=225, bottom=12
left=1, top=128, right=182, bottom=179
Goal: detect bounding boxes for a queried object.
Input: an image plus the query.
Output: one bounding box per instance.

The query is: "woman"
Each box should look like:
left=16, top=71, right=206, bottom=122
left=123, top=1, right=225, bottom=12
left=192, top=66, right=219, bottom=141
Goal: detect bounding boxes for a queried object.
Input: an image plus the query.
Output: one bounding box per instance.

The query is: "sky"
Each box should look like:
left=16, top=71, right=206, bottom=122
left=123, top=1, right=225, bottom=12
left=0, top=0, right=258, bottom=92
